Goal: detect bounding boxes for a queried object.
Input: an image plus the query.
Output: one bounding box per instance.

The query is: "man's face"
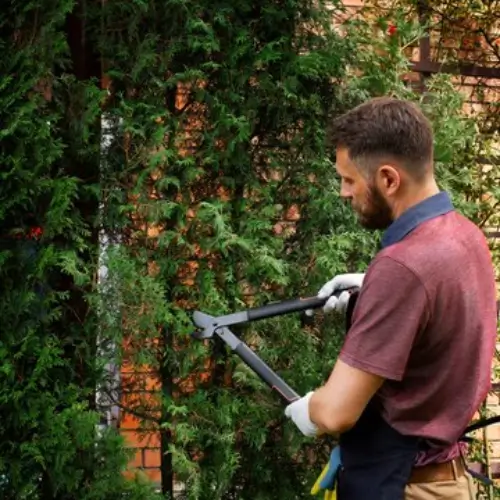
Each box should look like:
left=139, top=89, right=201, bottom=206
left=335, top=147, right=394, bottom=230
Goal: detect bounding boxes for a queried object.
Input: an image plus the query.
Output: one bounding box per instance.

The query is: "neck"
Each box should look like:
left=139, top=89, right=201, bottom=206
left=391, top=178, right=440, bottom=220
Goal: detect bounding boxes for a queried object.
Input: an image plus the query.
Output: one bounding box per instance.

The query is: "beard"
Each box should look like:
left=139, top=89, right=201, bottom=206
left=354, top=184, right=394, bottom=230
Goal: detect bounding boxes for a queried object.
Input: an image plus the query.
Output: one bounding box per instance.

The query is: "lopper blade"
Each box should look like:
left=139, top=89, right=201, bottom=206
left=192, top=311, right=216, bottom=339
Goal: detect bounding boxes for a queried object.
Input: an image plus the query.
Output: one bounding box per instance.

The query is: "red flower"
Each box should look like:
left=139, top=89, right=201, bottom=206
left=28, top=227, right=43, bottom=239
left=387, top=24, right=397, bottom=36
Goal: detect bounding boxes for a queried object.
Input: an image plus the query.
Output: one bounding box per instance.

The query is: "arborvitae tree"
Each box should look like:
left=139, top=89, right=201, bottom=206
left=0, top=1, right=161, bottom=498
left=92, top=0, right=499, bottom=499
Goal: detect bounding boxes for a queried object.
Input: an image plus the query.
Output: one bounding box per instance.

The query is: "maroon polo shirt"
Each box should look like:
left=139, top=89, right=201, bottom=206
left=339, top=192, right=498, bottom=465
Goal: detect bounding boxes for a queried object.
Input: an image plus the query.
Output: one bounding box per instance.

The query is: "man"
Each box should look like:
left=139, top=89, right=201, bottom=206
left=284, top=97, right=498, bottom=499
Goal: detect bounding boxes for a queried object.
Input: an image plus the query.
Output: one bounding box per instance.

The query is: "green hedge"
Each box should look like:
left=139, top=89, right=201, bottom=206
left=0, top=0, right=497, bottom=499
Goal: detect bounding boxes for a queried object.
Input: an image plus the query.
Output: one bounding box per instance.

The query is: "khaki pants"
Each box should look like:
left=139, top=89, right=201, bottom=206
left=405, top=471, right=477, bottom=499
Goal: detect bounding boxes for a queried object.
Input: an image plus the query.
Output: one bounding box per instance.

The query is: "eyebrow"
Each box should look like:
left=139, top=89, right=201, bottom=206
left=335, top=169, right=353, bottom=181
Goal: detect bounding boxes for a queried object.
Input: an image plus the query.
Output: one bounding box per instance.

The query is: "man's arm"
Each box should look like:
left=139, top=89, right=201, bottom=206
left=309, top=359, right=384, bottom=435
left=284, top=256, right=428, bottom=437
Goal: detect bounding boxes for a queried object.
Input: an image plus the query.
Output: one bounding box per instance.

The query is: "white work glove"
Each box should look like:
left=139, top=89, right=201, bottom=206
left=318, top=273, right=365, bottom=314
left=284, top=391, right=318, bottom=437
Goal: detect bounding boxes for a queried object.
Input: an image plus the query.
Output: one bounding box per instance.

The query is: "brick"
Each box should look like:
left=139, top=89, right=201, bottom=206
left=119, top=412, right=143, bottom=431
left=144, top=449, right=162, bottom=468
left=488, top=441, right=500, bottom=460
left=285, top=204, right=300, bottom=221
left=487, top=393, right=500, bottom=406
left=121, top=372, right=161, bottom=392
left=484, top=425, right=500, bottom=442
left=342, top=0, right=364, bottom=6
left=129, top=448, right=143, bottom=468
left=140, top=432, right=161, bottom=448
left=143, top=467, right=161, bottom=485
left=121, top=430, right=140, bottom=447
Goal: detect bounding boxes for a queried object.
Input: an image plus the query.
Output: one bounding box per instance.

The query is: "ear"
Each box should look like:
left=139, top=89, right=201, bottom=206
left=376, top=165, right=401, bottom=196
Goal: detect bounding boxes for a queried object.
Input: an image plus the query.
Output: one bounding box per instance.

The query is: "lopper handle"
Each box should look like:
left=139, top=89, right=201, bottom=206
left=234, top=342, right=300, bottom=404
left=247, top=287, right=357, bottom=322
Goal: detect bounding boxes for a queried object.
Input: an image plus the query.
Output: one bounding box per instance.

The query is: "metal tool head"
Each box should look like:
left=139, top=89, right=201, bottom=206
left=192, top=310, right=217, bottom=339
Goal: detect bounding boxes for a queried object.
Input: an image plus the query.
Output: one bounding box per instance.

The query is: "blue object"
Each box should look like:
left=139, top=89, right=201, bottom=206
left=319, top=446, right=342, bottom=490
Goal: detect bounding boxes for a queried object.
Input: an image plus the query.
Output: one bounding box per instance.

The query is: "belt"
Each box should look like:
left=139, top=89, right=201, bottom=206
left=408, top=458, right=466, bottom=484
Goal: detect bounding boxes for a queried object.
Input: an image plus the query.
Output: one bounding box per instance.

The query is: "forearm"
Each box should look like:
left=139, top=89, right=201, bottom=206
left=309, top=385, right=352, bottom=436
left=285, top=360, right=383, bottom=438
left=309, top=359, right=384, bottom=435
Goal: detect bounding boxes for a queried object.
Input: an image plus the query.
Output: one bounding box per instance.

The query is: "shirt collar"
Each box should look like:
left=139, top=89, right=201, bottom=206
left=381, top=191, right=454, bottom=248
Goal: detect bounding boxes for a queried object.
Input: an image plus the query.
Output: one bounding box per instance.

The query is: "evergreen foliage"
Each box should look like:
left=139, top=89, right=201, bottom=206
left=94, top=0, right=499, bottom=498
left=0, top=1, right=161, bottom=498
left=0, top=0, right=498, bottom=499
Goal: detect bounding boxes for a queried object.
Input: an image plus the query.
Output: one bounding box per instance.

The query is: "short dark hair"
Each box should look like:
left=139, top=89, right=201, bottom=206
left=328, top=97, right=434, bottom=180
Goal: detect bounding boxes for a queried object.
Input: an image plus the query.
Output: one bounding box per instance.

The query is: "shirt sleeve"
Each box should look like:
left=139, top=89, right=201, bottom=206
left=339, top=256, right=430, bottom=381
